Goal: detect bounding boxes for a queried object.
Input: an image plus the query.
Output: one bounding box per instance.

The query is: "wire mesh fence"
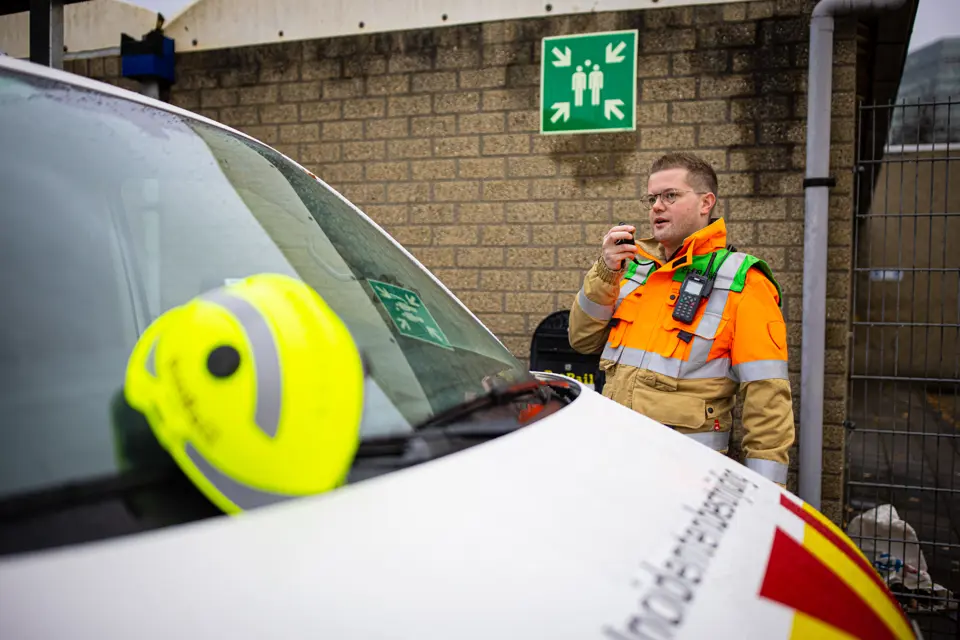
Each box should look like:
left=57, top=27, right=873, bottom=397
left=846, top=96, right=960, bottom=640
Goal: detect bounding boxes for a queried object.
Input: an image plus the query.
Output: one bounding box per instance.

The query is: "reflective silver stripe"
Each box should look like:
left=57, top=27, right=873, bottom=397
left=186, top=442, right=290, bottom=510
left=614, top=279, right=642, bottom=308
left=746, top=458, right=788, bottom=484
left=617, top=346, right=734, bottom=380
left=577, top=288, right=614, bottom=321
left=601, top=343, right=623, bottom=362
left=201, top=289, right=283, bottom=439
left=714, top=252, right=748, bottom=291
left=631, top=261, right=655, bottom=282
left=680, top=429, right=730, bottom=451
left=734, top=359, right=789, bottom=382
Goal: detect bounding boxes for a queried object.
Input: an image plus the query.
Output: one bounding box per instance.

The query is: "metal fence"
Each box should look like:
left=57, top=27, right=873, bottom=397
left=846, top=97, right=960, bottom=639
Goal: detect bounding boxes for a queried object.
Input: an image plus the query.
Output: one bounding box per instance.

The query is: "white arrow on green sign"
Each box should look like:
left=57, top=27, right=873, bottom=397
left=539, top=29, right=638, bottom=135
left=369, top=279, right=453, bottom=350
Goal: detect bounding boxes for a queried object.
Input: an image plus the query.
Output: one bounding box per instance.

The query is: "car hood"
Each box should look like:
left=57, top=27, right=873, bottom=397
left=0, top=377, right=916, bottom=640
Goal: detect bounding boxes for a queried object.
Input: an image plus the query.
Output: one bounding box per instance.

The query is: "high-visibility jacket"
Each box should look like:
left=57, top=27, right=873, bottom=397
left=568, top=218, right=795, bottom=486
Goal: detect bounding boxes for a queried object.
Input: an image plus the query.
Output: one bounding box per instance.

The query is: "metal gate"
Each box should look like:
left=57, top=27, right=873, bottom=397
left=846, top=96, right=960, bottom=639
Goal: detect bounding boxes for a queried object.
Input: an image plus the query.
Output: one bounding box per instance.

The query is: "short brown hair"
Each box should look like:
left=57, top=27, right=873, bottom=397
left=649, top=152, right=719, bottom=197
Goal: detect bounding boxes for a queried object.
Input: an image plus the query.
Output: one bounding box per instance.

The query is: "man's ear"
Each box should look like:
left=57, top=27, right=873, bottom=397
left=700, top=192, right=717, bottom=217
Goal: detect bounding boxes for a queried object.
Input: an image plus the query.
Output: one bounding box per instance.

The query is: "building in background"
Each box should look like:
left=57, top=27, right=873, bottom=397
left=888, top=36, right=960, bottom=145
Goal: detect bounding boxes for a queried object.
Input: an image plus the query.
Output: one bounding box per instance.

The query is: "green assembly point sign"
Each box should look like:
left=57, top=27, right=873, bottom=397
left=369, top=279, right=452, bottom=349
left=539, top=29, right=638, bottom=135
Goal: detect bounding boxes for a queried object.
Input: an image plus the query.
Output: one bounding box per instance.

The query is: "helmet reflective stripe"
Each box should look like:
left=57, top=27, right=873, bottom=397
left=185, top=442, right=290, bottom=511
left=199, top=288, right=283, bottom=439
left=145, top=339, right=157, bottom=376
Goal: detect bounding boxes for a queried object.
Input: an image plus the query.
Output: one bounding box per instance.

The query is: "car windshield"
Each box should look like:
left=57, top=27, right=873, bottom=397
left=0, top=66, right=533, bottom=505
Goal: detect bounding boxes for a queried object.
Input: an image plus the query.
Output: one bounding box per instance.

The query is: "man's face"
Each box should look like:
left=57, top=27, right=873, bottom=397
left=645, top=168, right=714, bottom=250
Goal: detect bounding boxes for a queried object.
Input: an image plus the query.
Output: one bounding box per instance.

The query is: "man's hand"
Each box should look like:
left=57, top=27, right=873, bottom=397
left=601, top=224, right=638, bottom=271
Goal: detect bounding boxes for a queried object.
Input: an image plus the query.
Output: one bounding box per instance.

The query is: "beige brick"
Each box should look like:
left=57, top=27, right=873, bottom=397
left=258, top=64, right=301, bottom=84
left=672, top=51, right=730, bottom=76
left=434, top=181, right=481, bottom=202
left=459, top=158, right=506, bottom=179
left=388, top=52, right=434, bottom=74
left=412, top=159, right=457, bottom=181
left=365, top=118, right=409, bottom=139
left=459, top=247, right=506, bottom=267
left=584, top=133, right=638, bottom=152
left=759, top=221, right=804, bottom=246
left=531, top=179, right=579, bottom=200
left=700, top=124, right=756, bottom=147
left=388, top=183, right=432, bottom=203
left=322, top=121, right=364, bottom=140
left=364, top=205, right=408, bottom=225
left=641, top=126, right=695, bottom=149
left=507, top=157, right=557, bottom=178
left=481, top=270, right=528, bottom=291
left=759, top=172, right=803, bottom=196
left=533, top=270, right=581, bottom=292
left=341, top=98, right=385, bottom=119
left=505, top=292, right=557, bottom=315
left=459, top=203, right=505, bottom=224
left=411, top=71, right=458, bottom=93
left=483, top=42, right=534, bottom=66
left=280, top=123, right=319, bottom=143
left=300, top=102, right=341, bottom=121
left=412, top=115, right=457, bottom=137
left=749, top=1, right=776, bottom=19
left=506, top=247, right=556, bottom=268
left=637, top=102, right=670, bottom=126
left=459, top=113, right=506, bottom=134
left=237, top=125, right=278, bottom=144
left=322, top=79, right=364, bottom=100
left=506, top=201, right=556, bottom=223
left=171, top=91, right=200, bottom=110
left=436, top=92, right=481, bottom=113
left=201, top=88, right=239, bottom=108
left=482, top=89, right=537, bottom=111
left=458, top=291, right=505, bottom=312
left=760, top=121, right=806, bottom=144
left=644, top=29, right=697, bottom=52
left=389, top=95, right=433, bottom=117
left=558, top=246, right=603, bottom=270
left=343, top=140, right=386, bottom=161
left=365, top=161, right=409, bottom=182
left=482, top=134, right=531, bottom=155
left=435, top=136, right=480, bottom=157
left=530, top=224, right=581, bottom=246
left=636, top=54, right=671, bottom=78
left=717, top=172, right=756, bottom=196
left=460, top=68, right=507, bottom=89
left=560, top=200, right=610, bottom=222
left=731, top=96, right=792, bottom=121
left=506, top=64, right=540, bottom=87
left=725, top=197, right=788, bottom=221
left=483, top=180, right=531, bottom=201
left=301, top=59, right=340, bottom=81
left=557, top=155, right=613, bottom=176
left=386, top=225, right=433, bottom=245
left=643, top=78, right=697, bottom=101
left=388, top=139, right=433, bottom=159
left=531, top=136, right=583, bottom=155
left=672, top=100, right=728, bottom=123
left=366, top=75, right=410, bottom=95
left=239, top=85, right=279, bottom=105
left=700, top=23, right=758, bottom=48
left=340, top=183, right=386, bottom=204
left=410, top=204, right=455, bottom=224
left=436, top=48, right=480, bottom=69
left=301, top=142, right=341, bottom=163
left=258, top=103, right=298, bottom=124
left=280, top=82, right=321, bottom=102
left=582, top=178, right=637, bottom=199
left=700, top=75, right=756, bottom=98
left=482, top=224, right=530, bottom=246
left=321, top=162, right=364, bottom=184
left=433, top=269, right=480, bottom=291
left=413, top=247, right=456, bottom=267
left=436, top=225, right=480, bottom=245
left=728, top=148, right=791, bottom=172
left=219, top=105, right=260, bottom=127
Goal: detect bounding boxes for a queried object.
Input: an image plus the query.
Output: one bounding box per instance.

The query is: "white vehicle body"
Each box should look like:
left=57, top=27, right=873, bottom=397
left=0, top=55, right=917, bottom=640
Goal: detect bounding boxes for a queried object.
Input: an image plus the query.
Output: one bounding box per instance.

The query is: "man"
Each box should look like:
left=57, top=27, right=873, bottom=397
left=568, top=152, right=794, bottom=487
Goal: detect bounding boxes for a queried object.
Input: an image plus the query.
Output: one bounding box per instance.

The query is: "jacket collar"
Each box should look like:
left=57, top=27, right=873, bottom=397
left=635, top=218, right=727, bottom=269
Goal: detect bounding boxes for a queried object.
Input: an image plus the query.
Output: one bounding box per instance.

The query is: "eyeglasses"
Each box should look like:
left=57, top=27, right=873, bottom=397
left=642, top=189, right=707, bottom=208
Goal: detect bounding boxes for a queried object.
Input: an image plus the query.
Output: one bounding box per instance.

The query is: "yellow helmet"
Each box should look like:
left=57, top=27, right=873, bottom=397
left=122, top=273, right=365, bottom=515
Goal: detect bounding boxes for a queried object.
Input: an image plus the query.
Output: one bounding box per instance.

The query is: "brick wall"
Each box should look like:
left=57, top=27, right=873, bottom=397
left=65, top=0, right=860, bottom=522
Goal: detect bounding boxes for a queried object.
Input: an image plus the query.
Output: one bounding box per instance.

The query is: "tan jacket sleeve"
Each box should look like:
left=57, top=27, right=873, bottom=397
left=731, top=269, right=795, bottom=487
left=568, top=257, right=622, bottom=355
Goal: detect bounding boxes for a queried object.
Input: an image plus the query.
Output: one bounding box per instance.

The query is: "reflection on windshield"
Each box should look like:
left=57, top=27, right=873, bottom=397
left=0, top=68, right=532, bottom=501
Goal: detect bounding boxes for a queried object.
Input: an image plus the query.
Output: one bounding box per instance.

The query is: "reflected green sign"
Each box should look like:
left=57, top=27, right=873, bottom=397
left=369, top=279, right=452, bottom=349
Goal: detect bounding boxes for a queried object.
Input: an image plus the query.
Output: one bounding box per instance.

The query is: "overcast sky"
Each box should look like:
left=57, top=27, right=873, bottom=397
left=128, top=0, right=960, bottom=53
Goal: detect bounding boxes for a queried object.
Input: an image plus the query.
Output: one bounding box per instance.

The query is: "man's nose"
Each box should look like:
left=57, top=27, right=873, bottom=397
left=651, top=197, right=666, bottom=214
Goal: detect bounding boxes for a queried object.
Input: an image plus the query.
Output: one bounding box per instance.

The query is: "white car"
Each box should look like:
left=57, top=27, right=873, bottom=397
left=0, top=55, right=919, bottom=640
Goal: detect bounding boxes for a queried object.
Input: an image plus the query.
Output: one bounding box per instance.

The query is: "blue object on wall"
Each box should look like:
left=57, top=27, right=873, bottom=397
left=120, top=30, right=175, bottom=86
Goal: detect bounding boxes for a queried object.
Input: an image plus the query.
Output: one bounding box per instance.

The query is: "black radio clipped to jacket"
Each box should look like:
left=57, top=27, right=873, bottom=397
left=672, top=252, right=719, bottom=325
